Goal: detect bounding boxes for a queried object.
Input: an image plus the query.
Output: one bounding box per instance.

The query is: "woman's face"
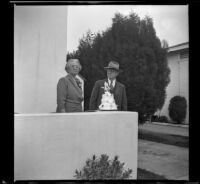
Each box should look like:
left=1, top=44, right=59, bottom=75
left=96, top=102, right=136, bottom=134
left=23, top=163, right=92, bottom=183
left=69, top=61, right=80, bottom=75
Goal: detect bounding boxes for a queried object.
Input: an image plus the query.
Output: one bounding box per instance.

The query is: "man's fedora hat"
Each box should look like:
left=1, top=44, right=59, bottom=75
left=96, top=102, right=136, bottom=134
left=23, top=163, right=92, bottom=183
left=104, top=61, right=122, bottom=72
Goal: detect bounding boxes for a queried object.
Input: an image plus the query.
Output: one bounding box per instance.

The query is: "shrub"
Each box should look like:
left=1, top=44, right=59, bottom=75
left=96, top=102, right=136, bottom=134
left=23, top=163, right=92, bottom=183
left=138, top=113, right=146, bottom=124
left=74, top=154, right=133, bottom=180
left=147, top=115, right=170, bottom=123
left=156, top=115, right=169, bottom=123
left=139, top=113, right=152, bottom=124
left=151, top=115, right=158, bottom=122
left=168, top=96, right=187, bottom=124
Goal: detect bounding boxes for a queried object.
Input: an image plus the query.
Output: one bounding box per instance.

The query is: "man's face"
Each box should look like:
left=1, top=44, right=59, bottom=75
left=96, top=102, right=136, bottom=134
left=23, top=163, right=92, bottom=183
left=107, top=69, right=119, bottom=80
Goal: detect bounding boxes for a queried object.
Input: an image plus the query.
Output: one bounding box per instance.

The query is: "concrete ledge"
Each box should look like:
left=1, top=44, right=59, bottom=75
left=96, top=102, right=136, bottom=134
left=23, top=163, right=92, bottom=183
left=15, top=112, right=138, bottom=181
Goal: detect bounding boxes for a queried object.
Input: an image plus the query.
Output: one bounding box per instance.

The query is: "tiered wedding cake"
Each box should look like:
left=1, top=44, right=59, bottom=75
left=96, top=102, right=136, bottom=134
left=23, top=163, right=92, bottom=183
left=99, top=82, right=117, bottom=110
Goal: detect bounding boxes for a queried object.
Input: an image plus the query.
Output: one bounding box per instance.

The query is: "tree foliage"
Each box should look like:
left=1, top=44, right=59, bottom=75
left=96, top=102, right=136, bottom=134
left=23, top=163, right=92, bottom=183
left=67, top=12, right=170, bottom=116
left=161, top=39, right=169, bottom=49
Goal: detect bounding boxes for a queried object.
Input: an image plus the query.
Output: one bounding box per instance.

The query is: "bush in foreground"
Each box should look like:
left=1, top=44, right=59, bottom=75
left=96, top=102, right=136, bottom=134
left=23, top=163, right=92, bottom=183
left=74, top=154, right=132, bottom=179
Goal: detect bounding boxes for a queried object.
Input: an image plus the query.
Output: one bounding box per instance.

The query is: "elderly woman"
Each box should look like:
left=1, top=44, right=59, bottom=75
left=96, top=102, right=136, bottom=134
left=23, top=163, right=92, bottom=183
left=56, top=59, right=84, bottom=112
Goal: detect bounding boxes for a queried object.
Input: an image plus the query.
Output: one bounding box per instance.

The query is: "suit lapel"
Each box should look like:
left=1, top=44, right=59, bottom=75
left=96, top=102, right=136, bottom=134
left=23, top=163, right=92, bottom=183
left=99, top=79, right=107, bottom=97
left=67, top=74, right=83, bottom=96
left=103, top=78, right=108, bottom=84
left=113, top=81, right=119, bottom=95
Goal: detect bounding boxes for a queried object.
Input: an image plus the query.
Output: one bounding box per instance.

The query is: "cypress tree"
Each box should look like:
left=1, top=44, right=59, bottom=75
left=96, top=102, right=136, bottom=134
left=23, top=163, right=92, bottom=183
left=67, top=12, right=170, bottom=117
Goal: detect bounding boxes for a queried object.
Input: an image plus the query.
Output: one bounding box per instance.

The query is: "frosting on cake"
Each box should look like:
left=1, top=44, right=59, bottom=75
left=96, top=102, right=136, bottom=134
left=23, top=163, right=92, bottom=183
left=99, top=82, right=117, bottom=110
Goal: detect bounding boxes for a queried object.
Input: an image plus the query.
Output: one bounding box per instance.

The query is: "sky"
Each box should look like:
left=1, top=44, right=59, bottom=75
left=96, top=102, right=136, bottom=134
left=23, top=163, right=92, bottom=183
left=67, top=5, right=188, bottom=53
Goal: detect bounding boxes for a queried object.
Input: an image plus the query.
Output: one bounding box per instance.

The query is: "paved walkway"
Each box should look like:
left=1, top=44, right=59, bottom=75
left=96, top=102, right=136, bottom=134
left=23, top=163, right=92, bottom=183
left=139, top=122, right=189, bottom=137
left=138, top=139, right=189, bottom=180
left=138, top=123, right=189, bottom=180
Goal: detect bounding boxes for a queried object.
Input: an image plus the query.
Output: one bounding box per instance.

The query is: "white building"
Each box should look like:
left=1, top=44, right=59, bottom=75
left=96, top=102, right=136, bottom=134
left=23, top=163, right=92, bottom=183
left=14, top=6, right=84, bottom=113
left=156, top=42, right=189, bottom=124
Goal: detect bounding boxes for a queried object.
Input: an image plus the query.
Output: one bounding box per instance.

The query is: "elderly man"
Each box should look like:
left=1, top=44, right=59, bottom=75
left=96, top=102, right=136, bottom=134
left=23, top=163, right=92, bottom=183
left=89, top=61, right=127, bottom=111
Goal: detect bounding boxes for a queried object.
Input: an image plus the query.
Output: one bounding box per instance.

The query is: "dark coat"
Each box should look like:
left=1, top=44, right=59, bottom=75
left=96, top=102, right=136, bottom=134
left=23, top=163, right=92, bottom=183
left=89, top=79, right=127, bottom=111
left=56, top=74, right=84, bottom=112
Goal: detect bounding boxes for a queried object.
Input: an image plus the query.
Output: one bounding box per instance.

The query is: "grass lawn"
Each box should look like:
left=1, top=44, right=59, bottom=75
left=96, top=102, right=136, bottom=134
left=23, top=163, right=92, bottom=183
left=138, top=129, right=188, bottom=148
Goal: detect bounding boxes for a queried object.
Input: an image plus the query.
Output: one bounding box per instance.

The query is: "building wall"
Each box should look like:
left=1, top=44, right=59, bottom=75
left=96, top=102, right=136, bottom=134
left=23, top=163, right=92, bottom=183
left=15, top=112, right=138, bottom=180
left=14, top=6, right=68, bottom=113
left=158, top=50, right=189, bottom=123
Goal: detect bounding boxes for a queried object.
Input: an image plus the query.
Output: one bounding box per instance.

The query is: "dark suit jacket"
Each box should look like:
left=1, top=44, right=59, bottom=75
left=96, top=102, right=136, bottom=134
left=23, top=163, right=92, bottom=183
left=56, top=74, right=84, bottom=112
left=89, top=79, right=127, bottom=111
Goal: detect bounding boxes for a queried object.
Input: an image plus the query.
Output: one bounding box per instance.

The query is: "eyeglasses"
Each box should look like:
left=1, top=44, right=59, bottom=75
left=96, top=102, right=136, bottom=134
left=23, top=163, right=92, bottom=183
left=71, top=65, right=80, bottom=68
left=107, top=69, right=118, bottom=73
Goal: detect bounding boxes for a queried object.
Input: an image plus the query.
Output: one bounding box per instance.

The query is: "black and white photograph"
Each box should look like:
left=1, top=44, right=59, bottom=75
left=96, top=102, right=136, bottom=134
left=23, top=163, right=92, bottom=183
left=11, top=2, right=191, bottom=183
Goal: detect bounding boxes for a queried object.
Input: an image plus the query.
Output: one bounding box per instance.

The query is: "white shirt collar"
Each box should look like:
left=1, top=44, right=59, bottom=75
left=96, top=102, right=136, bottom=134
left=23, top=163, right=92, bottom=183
left=108, top=78, right=116, bottom=87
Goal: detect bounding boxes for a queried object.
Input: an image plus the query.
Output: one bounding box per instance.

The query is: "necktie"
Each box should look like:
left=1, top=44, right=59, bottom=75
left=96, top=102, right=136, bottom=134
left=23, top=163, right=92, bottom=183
left=75, top=77, right=82, bottom=90
left=110, top=80, right=114, bottom=92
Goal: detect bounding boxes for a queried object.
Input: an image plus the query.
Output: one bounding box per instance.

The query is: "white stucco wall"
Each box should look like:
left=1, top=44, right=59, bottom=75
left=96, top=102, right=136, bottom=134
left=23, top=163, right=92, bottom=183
left=14, top=6, right=68, bottom=113
left=14, top=112, right=138, bottom=180
left=158, top=51, right=189, bottom=123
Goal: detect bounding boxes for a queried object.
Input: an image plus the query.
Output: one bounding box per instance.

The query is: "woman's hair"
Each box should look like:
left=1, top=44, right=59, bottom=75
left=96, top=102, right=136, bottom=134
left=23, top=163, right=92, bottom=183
left=65, top=59, right=82, bottom=73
